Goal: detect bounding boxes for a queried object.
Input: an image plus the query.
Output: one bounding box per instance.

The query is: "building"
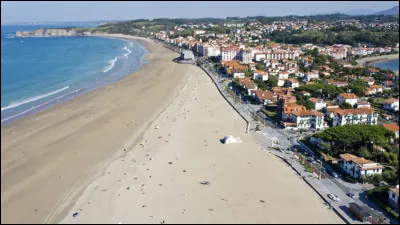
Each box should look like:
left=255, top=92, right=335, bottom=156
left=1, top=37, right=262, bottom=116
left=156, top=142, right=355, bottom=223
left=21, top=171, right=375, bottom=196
left=281, top=104, right=306, bottom=121
left=241, top=50, right=253, bottom=64
left=383, top=123, right=399, bottom=139
left=333, top=108, right=378, bottom=127
left=282, top=110, right=325, bottom=130
left=365, top=85, right=384, bottom=96
left=388, top=185, right=399, bottom=213
left=253, top=70, right=269, bottom=81
left=337, top=93, right=359, bottom=106
left=221, top=46, right=241, bottom=61
left=239, top=78, right=258, bottom=95
left=252, top=89, right=274, bottom=105
left=339, top=153, right=384, bottom=179
left=203, top=45, right=221, bottom=58
left=180, top=50, right=195, bottom=61
left=284, top=78, right=300, bottom=89
left=383, top=98, right=399, bottom=111
left=355, top=101, right=371, bottom=108
left=222, top=60, right=248, bottom=78
left=304, top=71, right=319, bottom=81
left=308, top=98, right=326, bottom=110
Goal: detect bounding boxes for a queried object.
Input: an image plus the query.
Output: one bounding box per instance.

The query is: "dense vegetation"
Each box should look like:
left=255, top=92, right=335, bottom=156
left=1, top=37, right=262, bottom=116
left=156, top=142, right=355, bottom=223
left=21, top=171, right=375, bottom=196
left=266, top=27, right=399, bottom=47
left=367, top=187, right=399, bottom=220
left=314, top=125, right=398, bottom=172
left=295, top=83, right=345, bottom=99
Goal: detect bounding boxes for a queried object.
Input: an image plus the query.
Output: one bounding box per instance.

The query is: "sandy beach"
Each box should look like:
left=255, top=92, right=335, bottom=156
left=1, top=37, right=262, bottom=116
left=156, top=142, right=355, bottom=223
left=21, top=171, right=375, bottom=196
left=1, top=35, right=188, bottom=223
left=2, top=34, right=343, bottom=224
left=356, top=54, right=399, bottom=68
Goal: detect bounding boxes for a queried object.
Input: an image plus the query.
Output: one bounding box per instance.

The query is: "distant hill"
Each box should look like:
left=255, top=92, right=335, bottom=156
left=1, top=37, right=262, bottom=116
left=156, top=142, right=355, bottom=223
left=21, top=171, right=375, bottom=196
left=340, top=9, right=376, bottom=16
left=374, top=6, right=399, bottom=15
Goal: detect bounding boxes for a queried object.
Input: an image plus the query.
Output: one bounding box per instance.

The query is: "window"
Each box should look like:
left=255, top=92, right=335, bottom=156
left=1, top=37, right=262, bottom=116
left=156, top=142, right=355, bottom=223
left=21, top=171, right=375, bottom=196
left=392, top=193, right=395, bottom=199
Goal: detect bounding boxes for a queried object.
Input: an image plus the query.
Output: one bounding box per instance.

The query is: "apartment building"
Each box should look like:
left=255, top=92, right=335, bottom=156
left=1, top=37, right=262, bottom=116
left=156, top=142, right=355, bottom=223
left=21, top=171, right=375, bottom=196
left=221, top=46, right=241, bottom=61
left=282, top=109, right=325, bottom=130
left=333, top=108, right=378, bottom=127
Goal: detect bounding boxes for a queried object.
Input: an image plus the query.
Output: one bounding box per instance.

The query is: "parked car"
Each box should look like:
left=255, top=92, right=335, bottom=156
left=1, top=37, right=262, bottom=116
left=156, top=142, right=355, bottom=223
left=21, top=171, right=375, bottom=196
left=328, top=193, right=340, bottom=202
left=379, top=181, right=389, bottom=187
left=321, top=168, right=326, bottom=173
left=307, top=157, right=316, bottom=163
left=316, top=159, right=322, bottom=164
left=328, top=170, right=339, bottom=178
left=347, top=192, right=356, bottom=198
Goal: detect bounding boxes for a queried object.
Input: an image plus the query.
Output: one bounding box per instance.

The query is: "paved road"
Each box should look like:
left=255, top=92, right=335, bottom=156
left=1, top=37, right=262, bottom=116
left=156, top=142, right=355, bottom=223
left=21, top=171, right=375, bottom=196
left=190, top=55, right=397, bottom=224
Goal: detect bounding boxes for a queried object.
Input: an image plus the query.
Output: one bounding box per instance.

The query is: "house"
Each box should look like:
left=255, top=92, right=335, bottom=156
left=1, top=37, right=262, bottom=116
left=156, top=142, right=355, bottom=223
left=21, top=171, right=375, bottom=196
left=382, top=113, right=392, bottom=120
left=239, top=78, right=258, bottom=95
left=355, top=101, right=371, bottom=108
left=222, top=60, right=248, bottom=78
left=367, top=68, right=379, bottom=75
left=337, top=93, right=359, bottom=106
left=304, top=71, right=319, bottom=81
left=383, top=123, right=399, bottom=139
left=325, top=106, right=342, bottom=119
left=281, top=110, right=326, bottom=130
left=339, top=153, right=384, bottom=179
left=308, top=98, right=326, bottom=110
left=277, top=70, right=289, bottom=80
left=360, top=77, right=375, bottom=85
left=364, top=85, right=384, bottom=96
left=277, top=79, right=285, bottom=87
left=382, top=80, right=393, bottom=87
left=300, top=91, right=311, bottom=97
left=277, top=88, right=296, bottom=106
left=281, top=104, right=306, bottom=120
left=383, top=98, right=399, bottom=111
left=285, top=78, right=300, bottom=89
left=252, top=89, right=274, bottom=105
left=388, top=185, right=399, bottom=213
left=333, top=108, right=378, bottom=127
left=253, top=70, right=269, bottom=81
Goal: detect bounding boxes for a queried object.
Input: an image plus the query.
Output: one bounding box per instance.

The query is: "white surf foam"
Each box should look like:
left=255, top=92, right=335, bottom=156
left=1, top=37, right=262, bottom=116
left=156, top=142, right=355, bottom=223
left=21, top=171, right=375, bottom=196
left=102, top=57, right=118, bottom=73
left=1, top=89, right=80, bottom=123
left=1, top=86, right=70, bottom=112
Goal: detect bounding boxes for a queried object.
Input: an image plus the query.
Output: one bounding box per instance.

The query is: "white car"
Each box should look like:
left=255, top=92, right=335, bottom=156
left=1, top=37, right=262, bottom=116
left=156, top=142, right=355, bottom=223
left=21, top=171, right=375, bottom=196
left=328, top=193, right=340, bottom=202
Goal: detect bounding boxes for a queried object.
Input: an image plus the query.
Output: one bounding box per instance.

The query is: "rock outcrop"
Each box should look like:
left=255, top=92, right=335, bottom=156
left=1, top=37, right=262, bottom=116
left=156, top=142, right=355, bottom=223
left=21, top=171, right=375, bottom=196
left=15, top=28, right=94, bottom=38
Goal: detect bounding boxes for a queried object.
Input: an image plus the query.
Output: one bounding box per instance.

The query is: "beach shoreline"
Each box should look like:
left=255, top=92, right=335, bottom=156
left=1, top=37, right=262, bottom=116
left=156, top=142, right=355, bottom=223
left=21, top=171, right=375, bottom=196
left=356, top=53, right=399, bottom=68
left=1, top=34, right=190, bottom=224
left=1, top=34, right=150, bottom=127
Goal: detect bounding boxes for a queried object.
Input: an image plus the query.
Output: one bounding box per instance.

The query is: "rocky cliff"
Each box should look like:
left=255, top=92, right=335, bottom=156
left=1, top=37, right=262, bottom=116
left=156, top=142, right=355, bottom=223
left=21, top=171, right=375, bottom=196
left=15, top=28, right=96, bottom=38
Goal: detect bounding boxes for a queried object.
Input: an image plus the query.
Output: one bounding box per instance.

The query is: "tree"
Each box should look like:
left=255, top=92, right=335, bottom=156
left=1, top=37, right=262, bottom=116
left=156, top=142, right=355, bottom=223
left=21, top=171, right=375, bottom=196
left=359, top=147, right=371, bottom=158
left=340, top=102, right=353, bottom=109
left=266, top=75, right=278, bottom=88
left=255, top=63, right=266, bottom=71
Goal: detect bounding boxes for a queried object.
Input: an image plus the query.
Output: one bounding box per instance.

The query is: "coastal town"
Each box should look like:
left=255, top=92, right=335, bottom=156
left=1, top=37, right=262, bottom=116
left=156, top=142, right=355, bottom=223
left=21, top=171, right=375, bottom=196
left=145, top=17, right=400, bottom=224
left=3, top=3, right=400, bottom=224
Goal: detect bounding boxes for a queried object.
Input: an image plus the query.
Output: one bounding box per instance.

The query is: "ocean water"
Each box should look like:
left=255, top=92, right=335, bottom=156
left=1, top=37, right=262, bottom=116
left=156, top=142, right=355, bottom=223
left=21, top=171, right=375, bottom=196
left=373, top=58, right=399, bottom=72
left=1, top=24, right=148, bottom=125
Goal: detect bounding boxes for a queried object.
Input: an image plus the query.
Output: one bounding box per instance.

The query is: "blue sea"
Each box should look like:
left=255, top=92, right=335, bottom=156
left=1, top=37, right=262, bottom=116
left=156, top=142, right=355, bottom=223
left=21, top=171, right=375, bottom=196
left=1, top=24, right=148, bottom=125
left=373, top=58, right=399, bottom=72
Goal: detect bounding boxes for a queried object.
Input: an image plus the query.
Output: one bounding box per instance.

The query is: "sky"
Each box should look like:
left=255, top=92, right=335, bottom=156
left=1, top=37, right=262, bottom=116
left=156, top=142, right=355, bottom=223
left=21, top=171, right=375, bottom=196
left=1, top=1, right=399, bottom=24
